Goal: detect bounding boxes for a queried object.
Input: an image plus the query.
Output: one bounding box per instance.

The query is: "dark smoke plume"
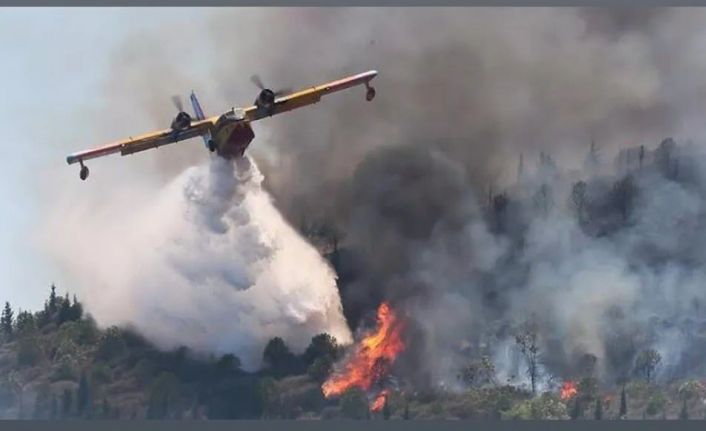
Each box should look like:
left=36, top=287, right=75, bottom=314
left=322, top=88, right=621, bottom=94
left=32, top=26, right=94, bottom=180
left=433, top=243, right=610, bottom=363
left=39, top=8, right=706, bottom=388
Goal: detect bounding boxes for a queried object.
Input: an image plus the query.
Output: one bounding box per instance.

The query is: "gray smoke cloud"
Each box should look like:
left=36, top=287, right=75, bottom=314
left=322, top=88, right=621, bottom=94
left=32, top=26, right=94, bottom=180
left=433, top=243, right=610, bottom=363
left=37, top=8, right=706, bottom=388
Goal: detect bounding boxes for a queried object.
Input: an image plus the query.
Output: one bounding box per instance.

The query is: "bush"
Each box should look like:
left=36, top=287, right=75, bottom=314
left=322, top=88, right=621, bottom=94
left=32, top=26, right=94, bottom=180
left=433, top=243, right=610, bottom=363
left=503, top=393, right=568, bottom=420
left=263, top=337, right=301, bottom=378
left=340, top=387, right=369, bottom=419
left=58, top=319, right=99, bottom=346
left=215, top=354, right=241, bottom=376
left=51, top=357, right=78, bottom=382
left=578, top=377, right=598, bottom=402
left=646, top=392, right=666, bottom=417
left=91, top=362, right=112, bottom=384
left=303, top=333, right=340, bottom=366
left=459, top=356, right=496, bottom=388
left=95, top=326, right=127, bottom=363
left=678, top=380, right=705, bottom=401
left=133, top=358, right=156, bottom=383
left=146, top=372, right=180, bottom=419
left=17, top=337, right=43, bottom=367
left=307, top=356, right=333, bottom=383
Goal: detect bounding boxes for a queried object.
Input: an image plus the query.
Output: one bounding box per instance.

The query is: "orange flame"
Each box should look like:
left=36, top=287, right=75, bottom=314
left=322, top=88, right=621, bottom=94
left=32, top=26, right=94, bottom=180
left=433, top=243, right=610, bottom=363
left=370, top=389, right=390, bottom=412
left=560, top=380, right=578, bottom=401
left=322, top=302, right=405, bottom=399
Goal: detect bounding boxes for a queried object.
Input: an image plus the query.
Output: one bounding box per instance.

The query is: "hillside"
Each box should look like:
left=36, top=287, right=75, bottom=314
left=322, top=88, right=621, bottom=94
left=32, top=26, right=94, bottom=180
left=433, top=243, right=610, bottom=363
left=2, top=286, right=706, bottom=420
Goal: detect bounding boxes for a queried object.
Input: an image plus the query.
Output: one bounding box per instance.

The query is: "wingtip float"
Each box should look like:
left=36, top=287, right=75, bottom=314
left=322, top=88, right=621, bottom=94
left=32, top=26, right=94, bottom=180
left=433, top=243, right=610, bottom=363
left=66, top=69, right=379, bottom=181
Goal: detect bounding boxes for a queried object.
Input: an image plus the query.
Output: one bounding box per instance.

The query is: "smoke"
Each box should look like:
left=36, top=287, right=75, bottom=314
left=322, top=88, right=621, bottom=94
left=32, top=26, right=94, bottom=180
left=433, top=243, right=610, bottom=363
left=42, top=156, right=351, bottom=370
left=38, top=8, right=706, bottom=388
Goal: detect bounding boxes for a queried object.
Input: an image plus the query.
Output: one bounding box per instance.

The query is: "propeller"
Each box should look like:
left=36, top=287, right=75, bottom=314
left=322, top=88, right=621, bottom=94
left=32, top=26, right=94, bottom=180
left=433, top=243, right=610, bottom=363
left=171, top=95, right=184, bottom=112
left=250, top=74, right=265, bottom=91
left=250, top=74, right=292, bottom=97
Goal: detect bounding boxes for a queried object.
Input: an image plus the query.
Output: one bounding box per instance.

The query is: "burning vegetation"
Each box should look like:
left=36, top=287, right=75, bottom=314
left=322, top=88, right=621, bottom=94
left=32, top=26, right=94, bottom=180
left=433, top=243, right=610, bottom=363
left=560, top=381, right=578, bottom=401
left=322, top=302, right=405, bottom=412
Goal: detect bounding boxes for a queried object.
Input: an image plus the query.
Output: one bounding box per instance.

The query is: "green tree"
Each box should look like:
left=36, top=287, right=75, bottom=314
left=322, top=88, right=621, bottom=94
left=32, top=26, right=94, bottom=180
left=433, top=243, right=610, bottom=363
left=17, top=336, right=42, bottom=367
left=633, top=349, right=661, bottom=384
left=101, top=398, right=111, bottom=419
left=303, top=333, right=339, bottom=365
left=15, top=311, right=36, bottom=337
left=69, top=295, right=83, bottom=322
left=48, top=284, right=58, bottom=314
left=263, top=337, right=298, bottom=378
left=678, top=380, right=705, bottom=403
left=570, top=398, right=582, bottom=420
left=340, top=387, right=369, bottom=419
left=1, top=302, right=14, bottom=338
left=459, top=356, right=496, bottom=388
left=382, top=397, right=391, bottom=420
left=76, top=370, right=91, bottom=417
left=215, top=354, right=241, bottom=375
left=571, top=181, right=588, bottom=224
left=307, top=355, right=334, bottom=383
left=679, top=399, right=689, bottom=420
left=645, top=391, right=666, bottom=417
left=95, top=326, right=127, bottom=362
left=146, top=372, right=179, bottom=419
left=594, top=397, right=602, bottom=420
left=503, top=393, right=568, bottom=420
left=515, top=319, right=541, bottom=395
left=61, top=388, right=73, bottom=418
left=256, top=376, right=277, bottom=418
left=57, top=293, right=72, bottom=325
left=33, top=383, right=51, bottom=419
left=50, top=394, right=58, bottom=419
left=578, top=377, right=598, bottom=403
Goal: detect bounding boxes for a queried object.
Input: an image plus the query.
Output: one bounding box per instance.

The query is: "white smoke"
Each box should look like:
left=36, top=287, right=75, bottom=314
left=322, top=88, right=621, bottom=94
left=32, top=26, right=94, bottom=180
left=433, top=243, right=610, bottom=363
left=43, top=155, right=351, bottom=369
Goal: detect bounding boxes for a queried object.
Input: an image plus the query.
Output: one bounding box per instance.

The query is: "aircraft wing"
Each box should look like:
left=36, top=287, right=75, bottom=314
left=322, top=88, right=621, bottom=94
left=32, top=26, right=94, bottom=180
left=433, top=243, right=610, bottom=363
left=66, top=118, right=217, bottom=165
left=243, top=70, right=378, bottom=122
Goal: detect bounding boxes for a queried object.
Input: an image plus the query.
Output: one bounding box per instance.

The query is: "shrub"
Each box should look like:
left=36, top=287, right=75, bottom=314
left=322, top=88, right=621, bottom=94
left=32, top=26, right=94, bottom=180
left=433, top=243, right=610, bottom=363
left=340, top=387, right=369, bottom=419
left=17, top=337, right=43, bottom=367
left=91, top=362, right=112, bottom=384
left=133, top=358, right=156, bottom=383
left=645, top=392, right=666, bottom=417
left=95, top=326, right=127, bottom=363
left=503, top=393, right=568, bottom=420
left=307, top=356, right=333, bottom=383
left=51, top=357, right=78, bottom=382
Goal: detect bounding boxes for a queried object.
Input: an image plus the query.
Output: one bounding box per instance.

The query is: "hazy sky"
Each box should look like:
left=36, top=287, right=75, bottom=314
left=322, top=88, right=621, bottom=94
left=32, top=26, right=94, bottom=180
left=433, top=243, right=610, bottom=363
left=0, top=8, right=214, bottom=311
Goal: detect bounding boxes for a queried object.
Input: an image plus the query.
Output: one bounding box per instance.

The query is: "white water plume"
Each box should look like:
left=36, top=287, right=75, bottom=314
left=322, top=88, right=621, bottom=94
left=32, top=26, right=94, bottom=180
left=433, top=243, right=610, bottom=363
left=44, top=156, right=352, bottom=369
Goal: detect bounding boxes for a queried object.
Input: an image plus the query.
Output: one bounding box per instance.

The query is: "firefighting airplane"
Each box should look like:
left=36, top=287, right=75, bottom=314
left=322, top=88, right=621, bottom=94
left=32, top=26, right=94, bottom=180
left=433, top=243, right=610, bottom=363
left=66, top=70, right=378, bottom=180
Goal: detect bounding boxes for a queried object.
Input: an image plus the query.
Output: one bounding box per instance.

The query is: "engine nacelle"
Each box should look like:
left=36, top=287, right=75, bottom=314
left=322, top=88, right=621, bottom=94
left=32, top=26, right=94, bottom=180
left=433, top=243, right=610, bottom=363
left=171, top=111, right=192, bottom=130
left=255, top=89, right=276, bottom=113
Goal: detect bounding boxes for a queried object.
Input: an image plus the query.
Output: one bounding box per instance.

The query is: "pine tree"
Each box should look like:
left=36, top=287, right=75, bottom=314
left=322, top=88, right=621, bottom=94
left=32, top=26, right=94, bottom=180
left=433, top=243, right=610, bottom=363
left=619, top=386, right=627, bottom=419
left=570, top=399, right=582, bottom=420
left=101, top=398, right=110, bottom=419
left=50, top=394, right=58, bottom=419
left=33, top=384, right=51, bottom=419
left=58, top=293, right=71, bottom=325
left=70, top=295, right=83, bottom=322
left=1, top=302, right=14, bottom=337
left=77, top=370, right=91, bottom=417
left=48, top=284, right=57, bottom=314
left=61, top=388, right=72, bottom=418
left=594, top=397, right=603, bottom=420
left=679, top=399, right=689, bottom=420
left=382, top=397, right=390, bottom=420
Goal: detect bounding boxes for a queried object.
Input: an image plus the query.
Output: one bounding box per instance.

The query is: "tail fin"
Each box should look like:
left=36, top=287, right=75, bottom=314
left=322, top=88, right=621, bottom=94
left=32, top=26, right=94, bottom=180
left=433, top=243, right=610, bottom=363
left=190, top=91, right=212, bottom=150
left=190, top=91, right=206, bottom=120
